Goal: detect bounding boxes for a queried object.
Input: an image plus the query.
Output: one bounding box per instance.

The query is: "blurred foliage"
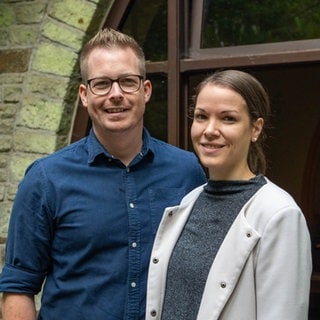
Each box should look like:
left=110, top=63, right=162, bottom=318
left=202, top=0, right=320, bottom=47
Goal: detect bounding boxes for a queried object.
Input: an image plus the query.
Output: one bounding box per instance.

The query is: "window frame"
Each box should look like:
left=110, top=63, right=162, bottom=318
left=71, top=0, right=320, bottom=147
left=69, top=1, right=320, bottom=315
left=148, top=0, right=320, bottom=147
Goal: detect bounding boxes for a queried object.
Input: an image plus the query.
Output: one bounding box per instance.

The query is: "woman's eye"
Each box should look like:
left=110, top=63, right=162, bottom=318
left=223, top=116, right=236, bottom=122
left=194, top=113, right=207, bottom=121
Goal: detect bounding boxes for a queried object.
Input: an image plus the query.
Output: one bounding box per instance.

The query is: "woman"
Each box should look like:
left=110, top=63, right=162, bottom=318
left=145, top=70, right=312, bottom=320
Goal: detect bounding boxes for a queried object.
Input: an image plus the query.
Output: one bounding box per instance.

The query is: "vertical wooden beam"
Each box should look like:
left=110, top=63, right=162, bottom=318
left=181, top=0, right=191, bottom=150
left=167, top=0, right=181, bottom=146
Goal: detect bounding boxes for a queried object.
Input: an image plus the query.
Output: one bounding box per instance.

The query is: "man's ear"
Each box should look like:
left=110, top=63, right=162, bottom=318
left=79, top=84, right=88, bottom=108
left=144, top=80, right=152, bottom=103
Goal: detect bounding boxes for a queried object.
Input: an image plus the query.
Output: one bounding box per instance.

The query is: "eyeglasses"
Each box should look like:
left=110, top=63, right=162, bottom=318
left=87, top=74, right=144, bottom=96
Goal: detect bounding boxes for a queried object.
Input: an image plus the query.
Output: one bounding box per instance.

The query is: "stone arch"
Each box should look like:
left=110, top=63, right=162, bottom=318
left=0, top=0, right=113, bottom=269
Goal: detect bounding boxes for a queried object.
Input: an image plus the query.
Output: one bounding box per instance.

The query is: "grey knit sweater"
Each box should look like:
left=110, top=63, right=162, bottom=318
left=161, top=175, right=266, bottom=320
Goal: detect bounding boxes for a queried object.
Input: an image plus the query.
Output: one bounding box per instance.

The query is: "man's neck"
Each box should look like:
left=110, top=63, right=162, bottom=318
left=94, top=128, right=143, bottom=167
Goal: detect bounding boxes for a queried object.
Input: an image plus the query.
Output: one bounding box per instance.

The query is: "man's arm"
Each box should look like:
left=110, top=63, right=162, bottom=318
left=2, top=293, right=36, bottom=320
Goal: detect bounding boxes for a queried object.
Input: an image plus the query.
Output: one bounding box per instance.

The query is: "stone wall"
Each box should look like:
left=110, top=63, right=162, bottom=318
left=0, top=0, right=113, bottom=316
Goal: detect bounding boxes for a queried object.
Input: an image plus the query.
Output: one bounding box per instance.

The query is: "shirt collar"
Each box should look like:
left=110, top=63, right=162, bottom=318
left=87, top=128, right=154, bottom=165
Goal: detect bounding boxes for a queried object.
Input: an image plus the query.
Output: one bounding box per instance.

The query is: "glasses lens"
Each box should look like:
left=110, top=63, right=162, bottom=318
left=119, top=75, right=141, bottom=93
left=90, top=78, right=112, bottom=95
left=89, top=75, right=142, bottom=95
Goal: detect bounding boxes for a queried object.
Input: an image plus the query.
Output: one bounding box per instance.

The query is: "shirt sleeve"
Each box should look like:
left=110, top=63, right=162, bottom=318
left=0, top=160, right=53, bottom=294
left=255, top=206, right=312, bottom=320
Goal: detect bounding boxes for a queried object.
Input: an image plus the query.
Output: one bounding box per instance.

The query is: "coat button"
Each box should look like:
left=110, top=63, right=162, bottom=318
left=246, top=232, right=252, bottom=238
left=151, top=309, right=157, bottom=317
left=220, top=281, right=227, bottom=288
left=153, top=257, right=159, bottom=264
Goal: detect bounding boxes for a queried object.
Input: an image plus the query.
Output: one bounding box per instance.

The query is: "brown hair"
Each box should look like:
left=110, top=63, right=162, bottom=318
left=193, top=69, right=271, bottom=174
left=80, top=28, right=146, bottom=82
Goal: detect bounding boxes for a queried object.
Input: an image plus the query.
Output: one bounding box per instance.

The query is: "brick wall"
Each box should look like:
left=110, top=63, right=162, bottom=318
left=0, top=0, right=112, bottom=316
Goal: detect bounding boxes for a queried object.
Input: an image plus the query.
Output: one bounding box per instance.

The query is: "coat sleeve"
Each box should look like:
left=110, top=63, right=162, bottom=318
left=254, top=205, right=312, bottom=320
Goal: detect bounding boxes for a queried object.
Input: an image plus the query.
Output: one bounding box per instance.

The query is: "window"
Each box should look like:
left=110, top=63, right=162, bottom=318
left=71, top=2, right=320, bottom=316
left=120, top=0, right=168, bottom=140
left=202, top=0, right=320, bottom=48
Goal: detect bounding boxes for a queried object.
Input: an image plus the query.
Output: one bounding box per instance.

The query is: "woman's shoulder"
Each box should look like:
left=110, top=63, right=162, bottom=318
left=244, top=177, right=304, bottom=229
left=256, top=178, right=300, bottom=209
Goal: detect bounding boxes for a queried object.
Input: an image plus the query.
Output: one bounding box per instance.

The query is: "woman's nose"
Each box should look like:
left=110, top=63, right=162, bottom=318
left=204, top=120, right=220, bottom=137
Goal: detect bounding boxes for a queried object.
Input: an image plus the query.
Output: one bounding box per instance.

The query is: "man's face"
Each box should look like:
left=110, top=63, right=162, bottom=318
left=79, top=47, right=152, bottom=141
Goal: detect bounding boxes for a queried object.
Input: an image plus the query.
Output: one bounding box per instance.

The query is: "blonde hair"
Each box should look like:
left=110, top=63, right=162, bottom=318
left=80, top=28, right=146, bottom=82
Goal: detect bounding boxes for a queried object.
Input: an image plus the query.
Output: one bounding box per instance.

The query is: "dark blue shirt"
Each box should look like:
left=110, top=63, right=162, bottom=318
left=0, top=129, right=206, bottom=320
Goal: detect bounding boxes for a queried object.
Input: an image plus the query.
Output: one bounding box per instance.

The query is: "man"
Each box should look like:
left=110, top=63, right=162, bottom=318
left=0, top=28, right=206, bottom=319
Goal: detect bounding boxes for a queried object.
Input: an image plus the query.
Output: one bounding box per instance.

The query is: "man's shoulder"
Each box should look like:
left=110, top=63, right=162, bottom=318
left=29, top=137, right=88, bottom=168
left=150, top=137, right=196, bottom=158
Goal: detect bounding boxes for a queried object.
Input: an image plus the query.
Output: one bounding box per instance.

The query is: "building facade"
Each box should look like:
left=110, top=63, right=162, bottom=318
left=0, top=0, right=319, bottom=318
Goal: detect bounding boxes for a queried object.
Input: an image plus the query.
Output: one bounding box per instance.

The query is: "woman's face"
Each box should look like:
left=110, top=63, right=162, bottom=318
left=191, top=83, right=263, bottom=180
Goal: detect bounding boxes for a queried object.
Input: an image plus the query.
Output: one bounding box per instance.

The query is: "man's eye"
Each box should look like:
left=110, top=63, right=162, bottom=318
left=93, top=80, right=110, bottom=88
left=121, top=78, right=137, bottom=86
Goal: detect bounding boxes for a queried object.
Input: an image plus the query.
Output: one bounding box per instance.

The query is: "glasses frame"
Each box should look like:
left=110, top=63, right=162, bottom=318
left=87, top=74, right=144, bottom=96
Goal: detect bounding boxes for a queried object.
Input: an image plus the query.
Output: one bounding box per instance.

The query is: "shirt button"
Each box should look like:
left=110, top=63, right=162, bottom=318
left=220, top=281, right=227, bottom=288
left=168, top=211, right=173, bottom=217
left=131, top=282, right=137, bottom=288
left=150, top=310, right=157, bottom=317
left=126, top=167, right=130, bottom=173
left=132, top=242, right=137, bottom=248
left=129, top=203, right=134, bottom=208
left=152, top=257, right=159, bottom=264
left=246, top=232, right=252, bottom=238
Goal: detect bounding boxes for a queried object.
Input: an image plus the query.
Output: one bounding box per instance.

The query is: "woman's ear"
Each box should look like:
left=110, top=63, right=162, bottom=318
left=252, top=117, right=264, bottom=142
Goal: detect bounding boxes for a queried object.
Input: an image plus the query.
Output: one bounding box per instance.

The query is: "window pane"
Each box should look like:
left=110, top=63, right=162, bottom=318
left=121, top=0, right=167, bottom=61
left=187, top=65, right=320, bottom=256
left=202, top=0, right=320, bottom=48
left=144, top=74, right=168, bottom=141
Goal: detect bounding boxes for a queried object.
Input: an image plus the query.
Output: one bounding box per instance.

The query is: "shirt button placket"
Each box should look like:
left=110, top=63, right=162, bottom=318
left=125, top=168, right=140, bottom=318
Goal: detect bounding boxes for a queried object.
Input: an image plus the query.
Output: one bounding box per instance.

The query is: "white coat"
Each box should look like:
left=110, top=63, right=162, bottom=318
left=146, top=178, right=312, bottom=320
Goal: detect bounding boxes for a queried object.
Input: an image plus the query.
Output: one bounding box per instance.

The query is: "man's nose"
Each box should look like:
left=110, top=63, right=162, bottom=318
left=109, top=81, right=124, bottom=97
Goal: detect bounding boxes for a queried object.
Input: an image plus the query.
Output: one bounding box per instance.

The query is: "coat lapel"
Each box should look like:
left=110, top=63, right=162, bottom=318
left=197, top=209, right=261, bottom=320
